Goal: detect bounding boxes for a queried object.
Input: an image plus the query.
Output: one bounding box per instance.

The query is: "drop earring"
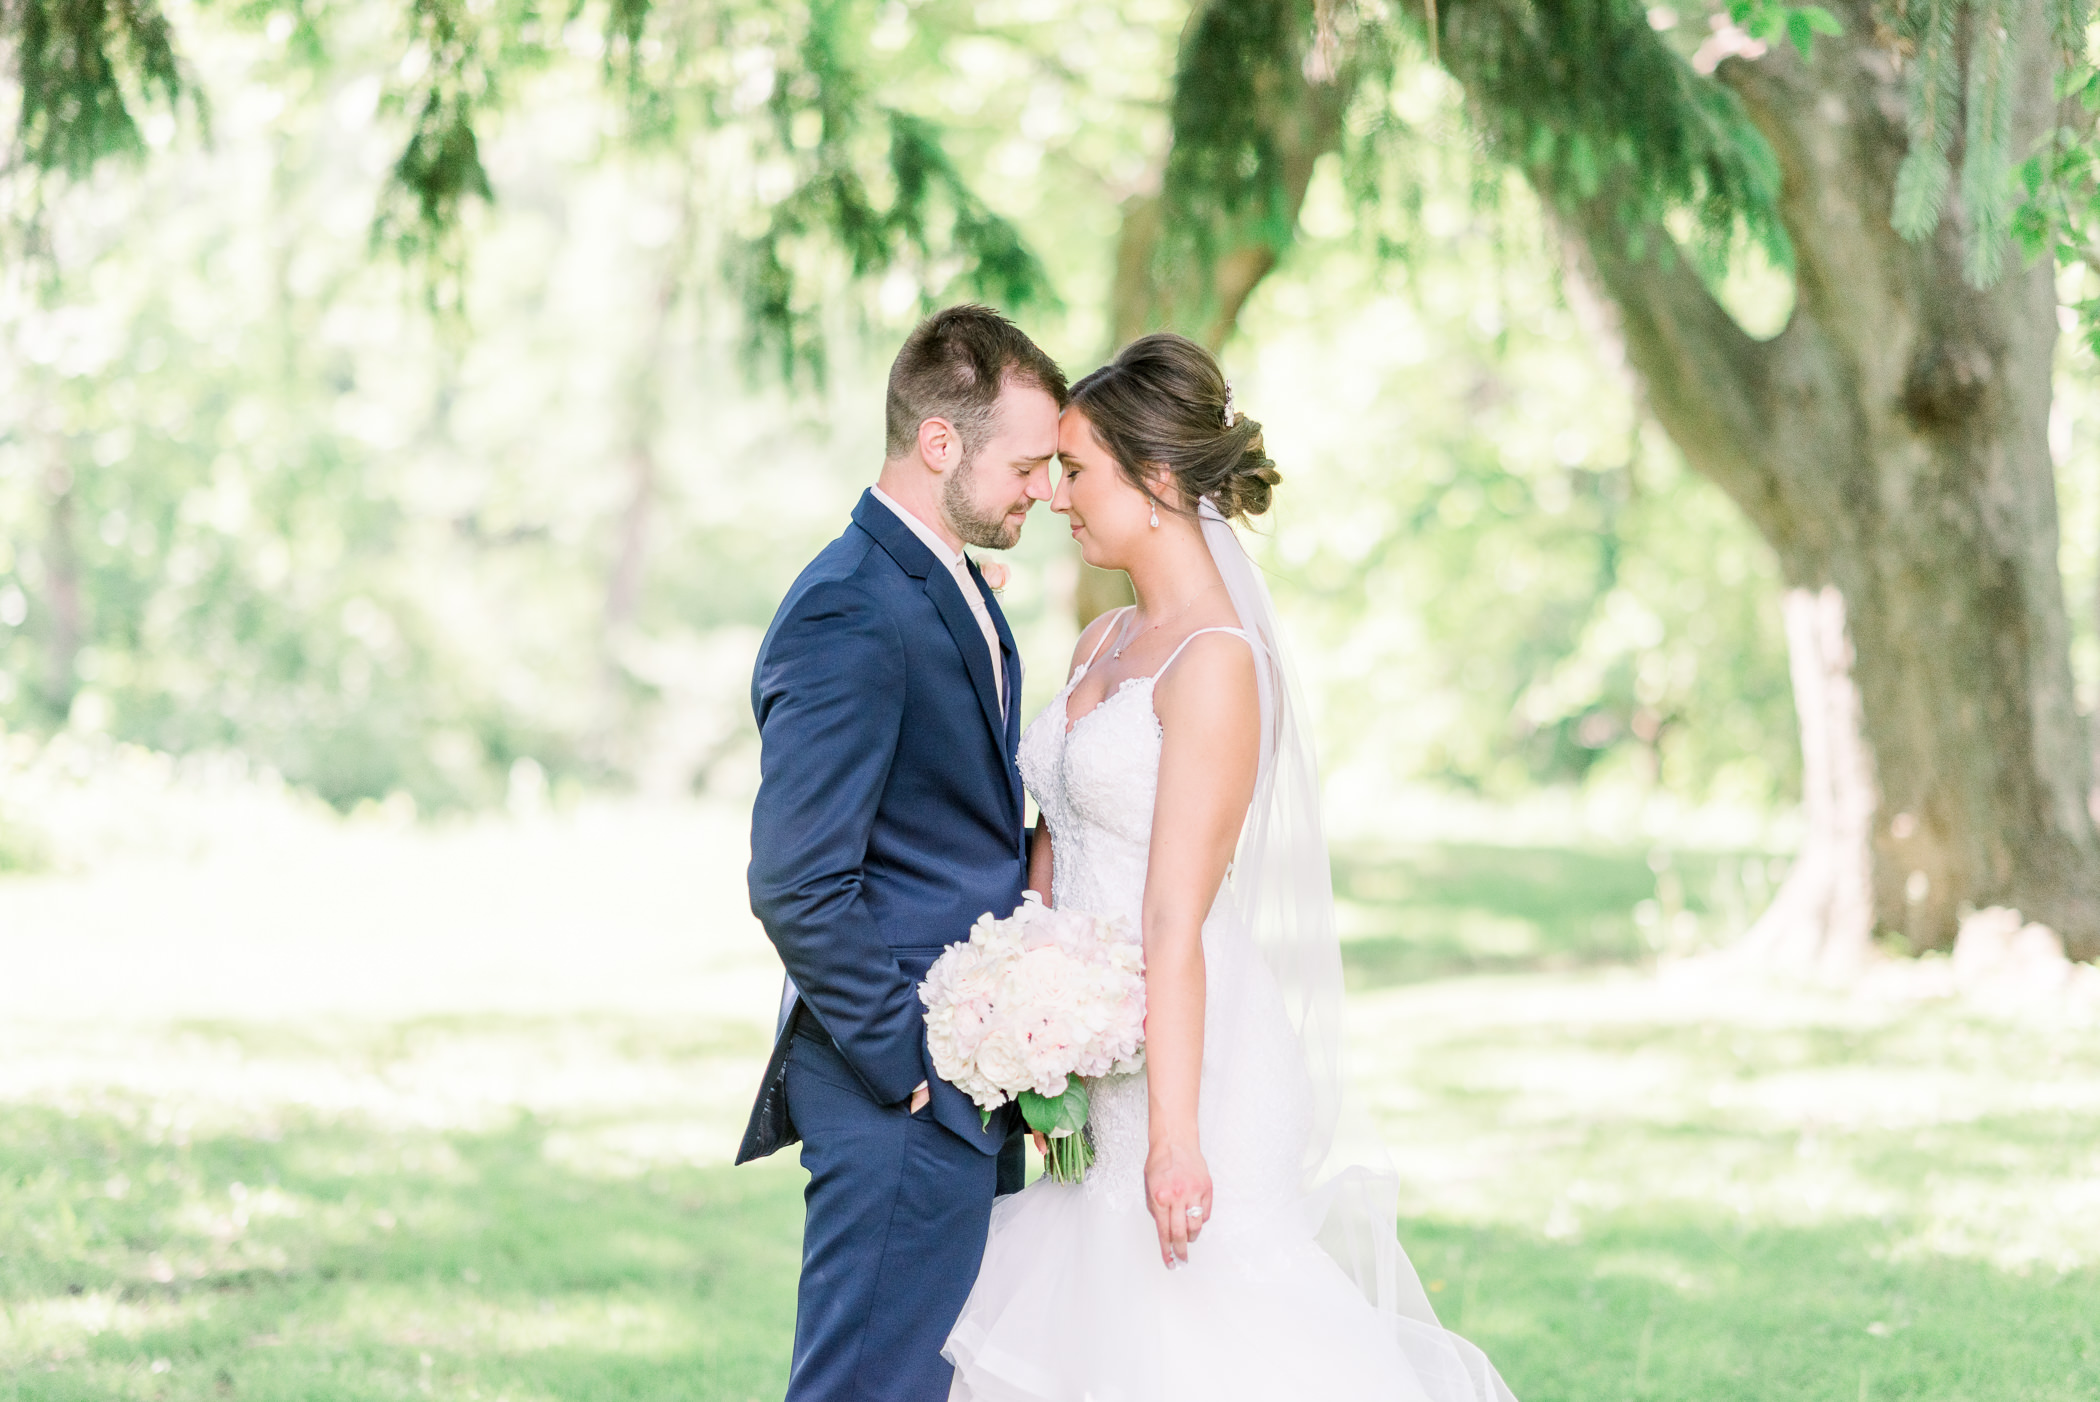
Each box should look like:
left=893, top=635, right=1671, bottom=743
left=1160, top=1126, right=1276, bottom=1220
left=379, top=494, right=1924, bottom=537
left=1149, top=503, right=1160, bottom=528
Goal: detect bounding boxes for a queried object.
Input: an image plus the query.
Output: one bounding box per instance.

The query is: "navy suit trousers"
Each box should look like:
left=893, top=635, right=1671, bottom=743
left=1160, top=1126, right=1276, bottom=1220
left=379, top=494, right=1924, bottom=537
left=785, top=1029, right=998, bottom=1402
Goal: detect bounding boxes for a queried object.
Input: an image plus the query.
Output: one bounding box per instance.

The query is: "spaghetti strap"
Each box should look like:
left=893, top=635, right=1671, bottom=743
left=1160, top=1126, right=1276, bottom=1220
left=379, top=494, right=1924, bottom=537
left=1074, top=606, right=1135, bottom=678
left=1154, top=625, right=1254, bottom=679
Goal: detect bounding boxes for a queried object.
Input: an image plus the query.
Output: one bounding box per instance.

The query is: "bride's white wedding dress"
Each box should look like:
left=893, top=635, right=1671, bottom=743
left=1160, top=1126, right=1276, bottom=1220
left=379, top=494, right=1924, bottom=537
left=944, top=611, right=1516, bottom=1402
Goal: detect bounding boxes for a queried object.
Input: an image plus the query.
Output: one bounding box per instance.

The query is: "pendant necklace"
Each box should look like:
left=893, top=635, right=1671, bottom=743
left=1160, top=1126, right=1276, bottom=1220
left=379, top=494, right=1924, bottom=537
left=1111, top=583, right=1224, bottom=661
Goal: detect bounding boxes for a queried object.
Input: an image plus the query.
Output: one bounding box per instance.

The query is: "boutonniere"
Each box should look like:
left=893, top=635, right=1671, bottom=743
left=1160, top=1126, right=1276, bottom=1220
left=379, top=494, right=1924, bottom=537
left=978, top=560, right=1010, bottom=593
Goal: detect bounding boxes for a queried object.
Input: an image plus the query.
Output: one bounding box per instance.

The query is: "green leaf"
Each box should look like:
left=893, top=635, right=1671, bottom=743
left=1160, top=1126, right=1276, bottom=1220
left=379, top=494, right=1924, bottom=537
left=1017, top=1082, right=1090, bottom=1138
left=1785, top=12, right=1812, bottom=58
left=1782, top=7, right=1840, bottom=59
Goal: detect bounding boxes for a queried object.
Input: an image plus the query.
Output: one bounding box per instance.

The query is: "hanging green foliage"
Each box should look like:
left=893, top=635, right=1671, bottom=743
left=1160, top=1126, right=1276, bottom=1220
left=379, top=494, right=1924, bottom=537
left=7, top=0, right=188, bottom=177
left=1957, top=0, right=2021, bottom=284
left=1888, top=0, right=2098, bottom=288
left=5, top=0, right=1051, bottom=346
left=1159, top=0, right=1794, bottom=283
left=1454, top=0, right=1782, bottom=248
left=1161, top=0, right=2085, bottom=298
left=2011, top=0, right=2100, bottom=327
left=11, top=0, right=2097, bottom=344
left=370, top=0, right=498, bottom=297
left=1162, top=0, right=1312, bottom=256
left=1891, top=0, right=1961, bottom=245
left=734, top=0, right=1055, bottom=378
left=2013, top=57, right=2100, bottom=346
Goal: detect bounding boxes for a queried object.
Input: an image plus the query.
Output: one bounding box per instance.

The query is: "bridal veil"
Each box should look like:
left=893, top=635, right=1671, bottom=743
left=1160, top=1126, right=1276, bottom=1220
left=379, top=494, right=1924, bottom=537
left=1199, top=500, right=1514, bottom=1401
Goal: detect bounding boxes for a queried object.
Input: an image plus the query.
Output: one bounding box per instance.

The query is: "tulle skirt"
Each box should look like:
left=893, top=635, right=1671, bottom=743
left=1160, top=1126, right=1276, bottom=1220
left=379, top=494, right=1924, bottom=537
left=944, top=1173, right=1515, bottom=1402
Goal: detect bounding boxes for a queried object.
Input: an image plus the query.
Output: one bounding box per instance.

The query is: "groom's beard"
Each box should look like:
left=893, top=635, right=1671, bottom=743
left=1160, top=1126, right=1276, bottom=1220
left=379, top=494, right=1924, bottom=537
left=944, top=454, right=1026, bottom=550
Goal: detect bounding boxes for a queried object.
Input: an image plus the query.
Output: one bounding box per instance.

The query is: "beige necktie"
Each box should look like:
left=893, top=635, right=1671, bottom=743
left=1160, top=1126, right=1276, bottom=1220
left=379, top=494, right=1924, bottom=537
left=952, top=556, right=1005, bottom=719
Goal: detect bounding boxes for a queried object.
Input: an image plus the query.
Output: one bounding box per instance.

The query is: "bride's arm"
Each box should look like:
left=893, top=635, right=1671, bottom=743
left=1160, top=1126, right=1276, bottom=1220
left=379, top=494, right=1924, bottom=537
left=1141, top=635, right=1259, bottom=1268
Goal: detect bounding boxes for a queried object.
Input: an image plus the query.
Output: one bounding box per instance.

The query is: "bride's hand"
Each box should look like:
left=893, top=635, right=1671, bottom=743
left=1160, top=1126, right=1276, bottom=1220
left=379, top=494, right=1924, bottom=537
left=1144, top=1137, right=1213, bottom=1268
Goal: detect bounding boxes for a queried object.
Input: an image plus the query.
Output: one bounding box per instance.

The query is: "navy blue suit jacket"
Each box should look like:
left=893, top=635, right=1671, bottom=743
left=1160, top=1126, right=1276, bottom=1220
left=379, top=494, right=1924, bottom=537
left=739, top=491, right=1026, bottom=1159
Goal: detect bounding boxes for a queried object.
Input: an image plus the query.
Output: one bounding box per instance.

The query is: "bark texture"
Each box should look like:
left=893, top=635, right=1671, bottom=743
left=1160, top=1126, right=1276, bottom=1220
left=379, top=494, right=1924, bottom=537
left=1555, top=17, right=2100, bottom=957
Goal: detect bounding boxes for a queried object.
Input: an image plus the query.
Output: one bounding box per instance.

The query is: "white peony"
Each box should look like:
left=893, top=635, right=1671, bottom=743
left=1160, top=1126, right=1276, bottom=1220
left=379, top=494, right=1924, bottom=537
left=918, top=894, right=1147, bottom=1115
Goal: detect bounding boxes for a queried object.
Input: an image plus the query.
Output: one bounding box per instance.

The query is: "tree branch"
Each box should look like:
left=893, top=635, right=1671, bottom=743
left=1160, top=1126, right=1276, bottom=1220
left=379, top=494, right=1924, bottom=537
left=1556, top=199, right=1787, bottom=536
left=1128, top=0, right=1349, bottom=351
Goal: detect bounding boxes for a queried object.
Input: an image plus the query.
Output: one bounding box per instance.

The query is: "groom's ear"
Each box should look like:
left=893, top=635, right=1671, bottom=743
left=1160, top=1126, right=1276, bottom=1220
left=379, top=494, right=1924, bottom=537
left=917, top=416, right=960, bottom=474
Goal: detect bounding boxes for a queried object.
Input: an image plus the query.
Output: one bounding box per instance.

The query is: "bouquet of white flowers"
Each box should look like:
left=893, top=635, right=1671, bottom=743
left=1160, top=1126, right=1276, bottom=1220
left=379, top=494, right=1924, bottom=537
left=918, top=893, right=1146, bottom=1182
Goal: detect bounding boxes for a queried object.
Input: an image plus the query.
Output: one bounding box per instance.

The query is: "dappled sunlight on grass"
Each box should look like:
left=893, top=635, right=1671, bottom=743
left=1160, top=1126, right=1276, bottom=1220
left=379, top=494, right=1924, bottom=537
left=1402, top=1213, right=2100, bottom=1402
left=1, top=797, right=2095, bottom=1399
left=1331, top=840, right=1782, bottom=985
left=0, top=1103, right=804, bottom=1399
left=1350, top=969, right=2100, bottom=1285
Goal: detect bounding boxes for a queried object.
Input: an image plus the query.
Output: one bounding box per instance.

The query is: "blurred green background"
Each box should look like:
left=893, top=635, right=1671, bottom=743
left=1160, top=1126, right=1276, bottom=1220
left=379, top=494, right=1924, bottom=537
left=3, top=0, right=2100, bottom=1398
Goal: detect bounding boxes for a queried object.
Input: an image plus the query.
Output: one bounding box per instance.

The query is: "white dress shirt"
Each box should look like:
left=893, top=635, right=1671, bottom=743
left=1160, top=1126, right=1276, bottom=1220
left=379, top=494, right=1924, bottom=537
left=871, top=485, right=1005, bottom=717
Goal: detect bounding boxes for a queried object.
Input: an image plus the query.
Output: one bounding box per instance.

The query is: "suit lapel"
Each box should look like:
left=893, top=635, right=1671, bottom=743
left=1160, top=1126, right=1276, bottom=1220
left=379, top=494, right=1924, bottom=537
left=922, top=570, right=1007, bottom=748
left=851, top=493, right=1007, bottom=755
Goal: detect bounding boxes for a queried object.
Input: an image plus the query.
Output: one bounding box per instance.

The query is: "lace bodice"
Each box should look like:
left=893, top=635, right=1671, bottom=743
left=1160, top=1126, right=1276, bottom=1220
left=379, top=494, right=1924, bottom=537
left=1016, top=619, right=1313, bottom=1217
left=1018, top=678, right=1159, bottom=920
left=955, top=590, right=1522, bottom=1402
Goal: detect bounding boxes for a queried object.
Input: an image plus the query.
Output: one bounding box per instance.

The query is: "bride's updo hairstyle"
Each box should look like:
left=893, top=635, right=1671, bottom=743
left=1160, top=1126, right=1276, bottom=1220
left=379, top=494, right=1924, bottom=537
left=1067, top=333, right=1280, bottom=522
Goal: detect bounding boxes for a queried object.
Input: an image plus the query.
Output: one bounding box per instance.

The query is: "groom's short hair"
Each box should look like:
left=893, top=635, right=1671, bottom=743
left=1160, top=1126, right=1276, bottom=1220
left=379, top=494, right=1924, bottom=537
left=885, top=305, right=1068, bottom=462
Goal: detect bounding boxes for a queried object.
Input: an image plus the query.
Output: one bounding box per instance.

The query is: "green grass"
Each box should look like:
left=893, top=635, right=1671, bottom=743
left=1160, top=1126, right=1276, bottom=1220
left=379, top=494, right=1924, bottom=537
left=6, top=1101, right=2094, bottom=1401
left=1333, top=840, right=1777, bottom=984
left=1, top=802, right=2095, bottom=1400
left=0, top=1105, right=803, bottom=1400
left=1405, top=1214, right=2100, bottom=1401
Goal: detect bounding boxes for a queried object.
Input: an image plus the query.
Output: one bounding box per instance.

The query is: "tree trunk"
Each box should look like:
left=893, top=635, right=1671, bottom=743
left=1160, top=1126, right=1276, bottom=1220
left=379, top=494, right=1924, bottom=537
left=1557, top=18, right=2100, bottom=958
left=1077, top=8, right=1348, bottom=626
left=41, top=461, right=80, bottom=720
left=599, top=174, right=697, bottom=753
left=1737, top=587, right=1878, bottom=969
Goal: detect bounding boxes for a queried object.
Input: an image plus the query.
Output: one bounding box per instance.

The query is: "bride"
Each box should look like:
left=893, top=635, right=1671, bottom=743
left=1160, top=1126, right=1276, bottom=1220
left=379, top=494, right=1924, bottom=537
left=943, top=334, right=1517, bottom=1402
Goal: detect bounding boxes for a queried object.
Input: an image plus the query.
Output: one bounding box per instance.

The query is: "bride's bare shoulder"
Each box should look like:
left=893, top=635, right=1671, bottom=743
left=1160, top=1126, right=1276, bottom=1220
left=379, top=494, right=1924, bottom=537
left=1150, top=629, right=1258, bottom=736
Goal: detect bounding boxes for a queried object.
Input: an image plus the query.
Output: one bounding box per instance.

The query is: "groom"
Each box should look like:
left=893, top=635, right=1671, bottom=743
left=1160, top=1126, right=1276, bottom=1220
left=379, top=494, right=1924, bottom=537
left=739, top=305, right=1067, bottom=1400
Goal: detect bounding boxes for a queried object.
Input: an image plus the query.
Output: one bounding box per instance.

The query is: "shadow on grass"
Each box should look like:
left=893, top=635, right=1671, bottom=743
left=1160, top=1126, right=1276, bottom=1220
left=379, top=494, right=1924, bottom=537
left=1401, top=1213, right=2100, bottom=1402
left=0, top=1105, right=799, bottom=1400
left=5, top=1104, right=2094, bottom=1401
left=1333, top=842, right=1775, bottom=987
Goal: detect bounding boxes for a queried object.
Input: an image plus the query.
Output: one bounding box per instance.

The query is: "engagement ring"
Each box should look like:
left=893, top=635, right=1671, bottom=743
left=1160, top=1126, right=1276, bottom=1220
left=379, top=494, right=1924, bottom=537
left=1187, top=1206, right=1204, bottom=1222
